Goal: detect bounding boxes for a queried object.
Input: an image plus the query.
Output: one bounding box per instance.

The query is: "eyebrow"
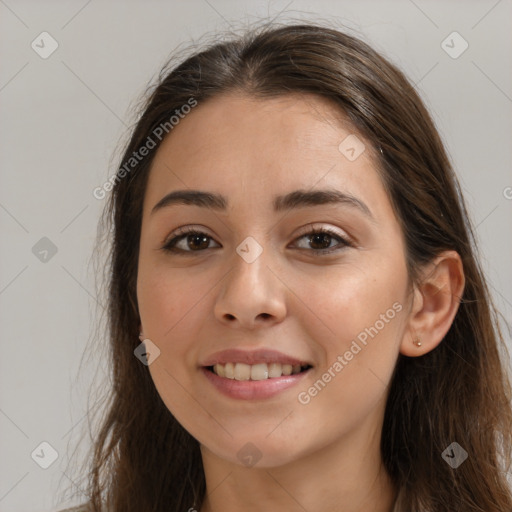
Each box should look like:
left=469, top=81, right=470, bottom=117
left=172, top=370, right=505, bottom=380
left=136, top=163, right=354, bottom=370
left=150, top=188, right=374, bottom=220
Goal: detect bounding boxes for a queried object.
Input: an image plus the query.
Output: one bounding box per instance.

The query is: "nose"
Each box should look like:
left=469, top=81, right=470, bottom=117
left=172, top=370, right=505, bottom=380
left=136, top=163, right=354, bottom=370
left=213, top=246, right=287, bottom=330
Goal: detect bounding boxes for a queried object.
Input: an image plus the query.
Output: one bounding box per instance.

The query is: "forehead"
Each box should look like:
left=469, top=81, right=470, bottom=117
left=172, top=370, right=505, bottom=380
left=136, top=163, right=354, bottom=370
left=143, top=92, right=386, bottom=216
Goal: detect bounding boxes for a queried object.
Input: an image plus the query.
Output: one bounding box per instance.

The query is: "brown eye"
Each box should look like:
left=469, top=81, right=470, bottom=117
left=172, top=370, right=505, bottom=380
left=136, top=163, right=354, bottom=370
left=162, top=226, right=352, bottom=256
left=307, top=232, right=335, bottom=250
left=293, top=227, right=352, bottom=256
left=183, top=233, right=211, bottom=251
left=162, top=229, right=218, bottom=254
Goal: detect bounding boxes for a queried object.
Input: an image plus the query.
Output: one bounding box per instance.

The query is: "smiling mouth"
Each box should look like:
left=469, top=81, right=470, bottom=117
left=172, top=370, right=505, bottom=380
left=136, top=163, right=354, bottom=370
left=206, top=362, right=313, bottom=380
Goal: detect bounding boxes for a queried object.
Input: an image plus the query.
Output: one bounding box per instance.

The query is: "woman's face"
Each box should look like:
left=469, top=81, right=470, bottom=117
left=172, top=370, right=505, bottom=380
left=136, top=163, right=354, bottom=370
left=137, top=92, right=412, bottom=468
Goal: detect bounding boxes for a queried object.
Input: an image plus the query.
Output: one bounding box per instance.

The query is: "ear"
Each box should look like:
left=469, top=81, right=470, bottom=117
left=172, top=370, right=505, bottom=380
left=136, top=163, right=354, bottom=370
left=400, top=250, right=465, bottom=357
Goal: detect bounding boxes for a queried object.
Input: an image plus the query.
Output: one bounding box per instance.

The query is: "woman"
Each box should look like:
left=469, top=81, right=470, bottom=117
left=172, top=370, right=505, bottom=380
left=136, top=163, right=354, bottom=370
left=62, top=21, right=512, bottom=512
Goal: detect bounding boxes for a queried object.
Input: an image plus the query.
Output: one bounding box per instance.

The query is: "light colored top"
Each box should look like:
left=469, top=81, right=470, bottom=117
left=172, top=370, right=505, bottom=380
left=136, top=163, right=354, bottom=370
left=59, top=488, right=406, bottom=512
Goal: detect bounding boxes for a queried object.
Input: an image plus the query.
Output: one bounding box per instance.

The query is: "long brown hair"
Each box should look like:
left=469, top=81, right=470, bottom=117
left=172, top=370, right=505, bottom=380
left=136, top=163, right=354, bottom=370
left=68, top=21, right=512, bottom=511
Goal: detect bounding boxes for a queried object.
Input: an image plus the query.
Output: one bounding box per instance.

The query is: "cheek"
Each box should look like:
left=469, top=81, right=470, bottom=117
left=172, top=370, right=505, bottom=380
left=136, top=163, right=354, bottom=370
left=291, top=278, right=404, bottom=442
left=297, top=259, right=406, bottom=348
left=137, top=259, right=211, bottom=344
left=137, top=263, right=197, bottom=391
left=137, top=264, right=214, bottom=432
left=292, top=258, right=407, bottom=415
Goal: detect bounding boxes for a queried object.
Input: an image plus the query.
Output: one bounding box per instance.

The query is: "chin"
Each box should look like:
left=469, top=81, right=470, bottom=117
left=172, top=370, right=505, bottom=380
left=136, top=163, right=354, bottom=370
left=200, top=433, right=309, bottom=469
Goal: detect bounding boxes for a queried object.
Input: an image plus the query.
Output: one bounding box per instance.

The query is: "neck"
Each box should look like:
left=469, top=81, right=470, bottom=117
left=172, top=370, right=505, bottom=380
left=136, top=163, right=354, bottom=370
left=198, top=415, right=397, bottom=512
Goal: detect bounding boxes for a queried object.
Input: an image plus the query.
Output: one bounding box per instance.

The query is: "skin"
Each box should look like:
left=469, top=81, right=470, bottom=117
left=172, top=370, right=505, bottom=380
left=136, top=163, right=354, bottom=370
left=136, top=92, right=465, bottom=512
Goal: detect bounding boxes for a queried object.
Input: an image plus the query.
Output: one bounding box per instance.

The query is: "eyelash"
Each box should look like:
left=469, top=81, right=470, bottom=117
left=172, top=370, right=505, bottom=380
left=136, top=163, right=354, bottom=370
left=161, top=225, right=353, bottom=257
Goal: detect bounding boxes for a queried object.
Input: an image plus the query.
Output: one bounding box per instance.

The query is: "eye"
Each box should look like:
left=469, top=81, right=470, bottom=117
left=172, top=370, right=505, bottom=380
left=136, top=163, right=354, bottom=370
left=161, top=225, right=353, bottom=256
left=291, top=226, right=353, bottom=256
left=162, top=227, right=219, bottom=254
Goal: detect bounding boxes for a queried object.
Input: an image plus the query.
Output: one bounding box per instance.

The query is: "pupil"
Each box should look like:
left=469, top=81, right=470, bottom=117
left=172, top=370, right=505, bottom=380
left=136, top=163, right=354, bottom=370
left=310, top=233, right=330, bottom=249
left=189, top=234, right=209, bottom=250
left=186, top=233, right=332, bottom=251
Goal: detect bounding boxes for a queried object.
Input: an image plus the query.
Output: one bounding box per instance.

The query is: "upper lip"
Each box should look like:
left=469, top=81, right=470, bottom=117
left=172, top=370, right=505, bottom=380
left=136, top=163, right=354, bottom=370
left=200, top=348, right=312, bottom=367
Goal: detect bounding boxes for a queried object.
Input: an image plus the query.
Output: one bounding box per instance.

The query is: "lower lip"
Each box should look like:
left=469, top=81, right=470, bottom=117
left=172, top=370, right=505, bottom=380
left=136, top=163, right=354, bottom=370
left=201, top=366, right=312, bottom=400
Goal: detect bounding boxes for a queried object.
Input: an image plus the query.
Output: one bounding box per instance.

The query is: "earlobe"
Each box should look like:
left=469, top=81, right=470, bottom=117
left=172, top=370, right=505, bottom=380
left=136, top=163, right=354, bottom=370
left=400, top=250, right=465, bottom=357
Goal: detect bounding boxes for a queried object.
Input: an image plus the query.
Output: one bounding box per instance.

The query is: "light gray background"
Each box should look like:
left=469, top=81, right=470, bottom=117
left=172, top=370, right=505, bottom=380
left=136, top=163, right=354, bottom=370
left=1, top=1, right=511, bottom=511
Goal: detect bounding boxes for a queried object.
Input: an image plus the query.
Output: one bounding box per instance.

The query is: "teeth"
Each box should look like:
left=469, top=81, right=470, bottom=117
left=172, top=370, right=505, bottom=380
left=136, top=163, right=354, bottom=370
left=251, top=363, right=268, bottom=381
left=234, top=363, right=251, bottom=381
left=282, top=364, right=292, bottom=376
left=268, top=362, right=282, bottom=378
left=215, top=363, right=226, bottom=378
left=212, top=362, right=308, bottom=380
left=224, top=362, right=235, bottom=379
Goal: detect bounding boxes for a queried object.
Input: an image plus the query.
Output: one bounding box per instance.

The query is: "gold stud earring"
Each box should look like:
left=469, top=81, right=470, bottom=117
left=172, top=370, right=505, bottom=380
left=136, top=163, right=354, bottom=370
left=413, top=336, right=422, bottom=347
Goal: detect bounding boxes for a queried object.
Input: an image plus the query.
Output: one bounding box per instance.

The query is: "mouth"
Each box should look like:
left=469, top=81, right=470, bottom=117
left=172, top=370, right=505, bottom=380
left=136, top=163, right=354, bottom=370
left=200, top=348, right=314, bottom=400
left=205, top=362, right=313, bottom=380
left=201, top=362, right=313, bottom=401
